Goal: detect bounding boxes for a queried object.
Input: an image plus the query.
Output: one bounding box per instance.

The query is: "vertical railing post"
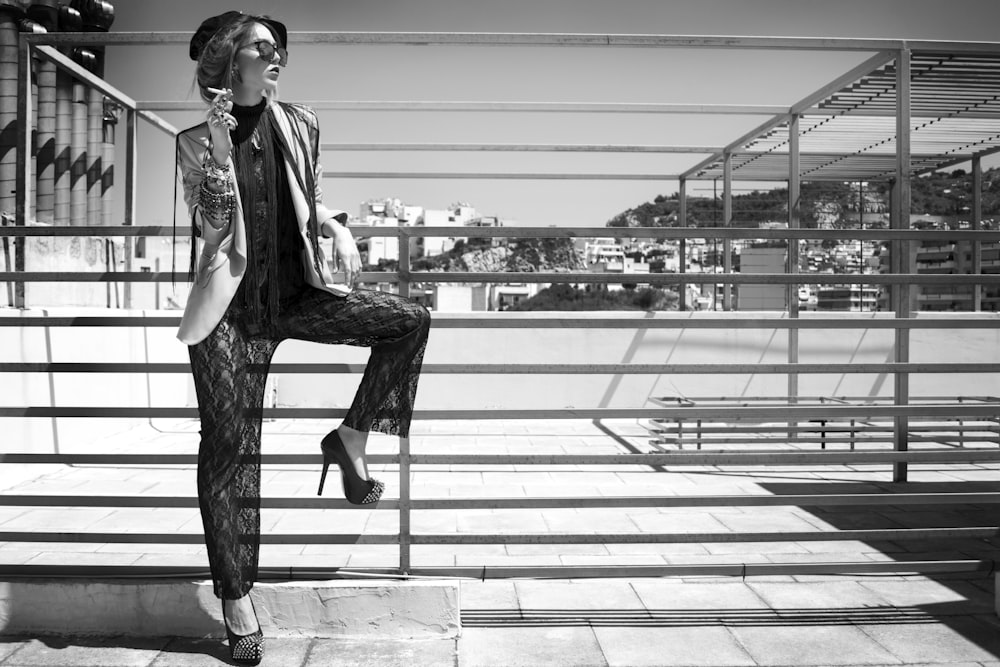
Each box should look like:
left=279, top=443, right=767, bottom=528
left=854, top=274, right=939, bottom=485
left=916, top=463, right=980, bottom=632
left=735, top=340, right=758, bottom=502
left=972, top=155, right=982, bottom=312
left=398, top=435, right=411, bottom=575
left=678, top=177, right=687, bottom=310
left=122, top=107, right=135, bottom=309
left=788, top=114, right=801, bottom=438
left=397, top=226, right=410, bottom=298
left=722, top=152, right=733, bottom=311
left=892, top=47, right=912, bottom=483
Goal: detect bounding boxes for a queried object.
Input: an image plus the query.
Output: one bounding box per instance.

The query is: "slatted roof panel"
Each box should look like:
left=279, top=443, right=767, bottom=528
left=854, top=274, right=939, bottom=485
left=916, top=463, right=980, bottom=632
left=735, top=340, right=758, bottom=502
left=692, top=50, right=1000, bottom=181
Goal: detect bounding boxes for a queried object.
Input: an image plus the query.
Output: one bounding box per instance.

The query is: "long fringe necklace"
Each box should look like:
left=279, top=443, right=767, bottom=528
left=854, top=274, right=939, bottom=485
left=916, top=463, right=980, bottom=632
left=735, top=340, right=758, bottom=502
left=231, top=102, right=282, bottom=327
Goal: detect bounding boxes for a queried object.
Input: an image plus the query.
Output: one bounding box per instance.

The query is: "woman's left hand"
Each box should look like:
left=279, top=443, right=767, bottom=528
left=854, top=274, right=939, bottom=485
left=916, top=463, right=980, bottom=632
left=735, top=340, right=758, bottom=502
left=332, top=225, right=362, bottom=287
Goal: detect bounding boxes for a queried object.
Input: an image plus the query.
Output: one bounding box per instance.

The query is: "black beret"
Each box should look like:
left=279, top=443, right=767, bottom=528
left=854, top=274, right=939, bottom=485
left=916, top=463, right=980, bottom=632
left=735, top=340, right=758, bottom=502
left=189, top=11, right=287, bottom=61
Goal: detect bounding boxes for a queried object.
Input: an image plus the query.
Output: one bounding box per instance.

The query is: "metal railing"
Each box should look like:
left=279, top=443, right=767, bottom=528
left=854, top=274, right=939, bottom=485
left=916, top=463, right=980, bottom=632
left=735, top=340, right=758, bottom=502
left=2, top=30, right=1000, bottom=583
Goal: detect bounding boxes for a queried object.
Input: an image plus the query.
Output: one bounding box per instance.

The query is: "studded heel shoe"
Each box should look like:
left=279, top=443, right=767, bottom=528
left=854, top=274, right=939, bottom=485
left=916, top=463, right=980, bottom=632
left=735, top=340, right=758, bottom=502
left=318, top=430, right=384, bottom=504
left=223, top=597, right=264, bottom=666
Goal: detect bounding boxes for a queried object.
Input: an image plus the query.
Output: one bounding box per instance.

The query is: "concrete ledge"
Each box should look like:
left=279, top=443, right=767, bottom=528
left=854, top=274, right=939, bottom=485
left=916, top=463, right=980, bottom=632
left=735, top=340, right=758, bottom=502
left=0, top=579, right=460, bottom=639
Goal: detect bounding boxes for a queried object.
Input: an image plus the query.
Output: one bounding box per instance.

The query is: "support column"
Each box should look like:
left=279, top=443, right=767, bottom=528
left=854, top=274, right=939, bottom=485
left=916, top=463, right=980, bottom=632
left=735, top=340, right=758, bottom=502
left=53, top=68, right=70, bottom=223
left=101, top=100, right=120, bottom=226
left=787, top=115, right=801, bottom=412
left=972, top=156, right=982, bottom=311
left=678, top=177, right=687, bottom=310
left=34, top=58, right=55, bottom=222
left=69, top=77, right=87, bottom=225
left=892, top=48, right=912, bottom=483
left=86, top=87, right=101, bottom=225
left=723, top=152, right=733, bottom=311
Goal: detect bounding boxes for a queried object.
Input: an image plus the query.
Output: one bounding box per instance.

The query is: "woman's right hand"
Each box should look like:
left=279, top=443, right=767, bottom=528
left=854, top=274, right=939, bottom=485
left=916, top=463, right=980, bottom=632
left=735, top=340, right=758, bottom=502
left=206, top=87, right=235, bottom=163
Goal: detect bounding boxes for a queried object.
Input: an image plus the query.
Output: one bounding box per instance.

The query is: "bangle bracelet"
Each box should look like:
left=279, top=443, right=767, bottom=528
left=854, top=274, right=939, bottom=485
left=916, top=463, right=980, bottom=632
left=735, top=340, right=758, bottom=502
left=204, top=155, right=230, bottom=188
left=199, top=181, right=235, bottom=228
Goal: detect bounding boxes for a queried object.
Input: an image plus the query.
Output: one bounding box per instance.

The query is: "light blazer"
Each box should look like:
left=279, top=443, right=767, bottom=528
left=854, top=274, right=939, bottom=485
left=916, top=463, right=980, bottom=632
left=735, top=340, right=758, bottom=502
left=175, top=102, right=349, bottom=345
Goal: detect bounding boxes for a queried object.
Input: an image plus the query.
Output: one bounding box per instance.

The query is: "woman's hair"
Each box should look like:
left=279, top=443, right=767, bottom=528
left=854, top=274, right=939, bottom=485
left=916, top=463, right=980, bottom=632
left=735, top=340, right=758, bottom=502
left=193, top=15, right=281, bottom=104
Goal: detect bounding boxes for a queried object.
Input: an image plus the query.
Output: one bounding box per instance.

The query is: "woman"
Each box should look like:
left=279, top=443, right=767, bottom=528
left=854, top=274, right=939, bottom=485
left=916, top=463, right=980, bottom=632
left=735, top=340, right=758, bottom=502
left=179, top=11, right=430, bottom=665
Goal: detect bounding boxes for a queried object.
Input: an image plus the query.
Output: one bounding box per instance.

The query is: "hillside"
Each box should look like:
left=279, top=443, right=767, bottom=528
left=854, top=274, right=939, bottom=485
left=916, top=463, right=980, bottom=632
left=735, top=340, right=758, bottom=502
left=606, top=167, right=1000, bottom=228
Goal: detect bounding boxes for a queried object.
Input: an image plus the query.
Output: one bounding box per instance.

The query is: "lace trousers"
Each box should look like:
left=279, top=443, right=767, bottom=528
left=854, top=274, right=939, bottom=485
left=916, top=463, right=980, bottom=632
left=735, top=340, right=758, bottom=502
left=188, top=286, right=431, bottom=599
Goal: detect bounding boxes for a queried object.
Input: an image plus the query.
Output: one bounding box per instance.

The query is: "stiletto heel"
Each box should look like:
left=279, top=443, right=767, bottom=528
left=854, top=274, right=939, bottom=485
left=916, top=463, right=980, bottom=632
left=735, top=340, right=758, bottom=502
left=222, top=597, right=264, bottom=666
left=318, top=430, right=384, bottom=504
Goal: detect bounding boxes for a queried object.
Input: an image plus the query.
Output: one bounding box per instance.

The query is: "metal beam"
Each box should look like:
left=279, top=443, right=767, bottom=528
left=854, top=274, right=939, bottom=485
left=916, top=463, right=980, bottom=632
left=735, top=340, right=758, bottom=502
left=23, top=31, right=1000, bottom=53
left=681, top=50, right=897, bottom=179
left=893, top=49, right=912, bottom=483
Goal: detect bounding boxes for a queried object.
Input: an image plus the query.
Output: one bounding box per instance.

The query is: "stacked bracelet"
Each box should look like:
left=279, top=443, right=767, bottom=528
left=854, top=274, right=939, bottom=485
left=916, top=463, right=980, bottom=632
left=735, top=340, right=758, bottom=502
left=203, top=155, right=230, bottom=189
left=199, top=181, right=235, bottom=228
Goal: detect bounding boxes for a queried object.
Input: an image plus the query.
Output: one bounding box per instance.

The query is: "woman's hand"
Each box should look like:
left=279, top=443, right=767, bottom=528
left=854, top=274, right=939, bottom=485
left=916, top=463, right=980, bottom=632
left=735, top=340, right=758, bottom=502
left=331, top=225, right=362, bottom=287
left=206, top=87, right=235, bottom=164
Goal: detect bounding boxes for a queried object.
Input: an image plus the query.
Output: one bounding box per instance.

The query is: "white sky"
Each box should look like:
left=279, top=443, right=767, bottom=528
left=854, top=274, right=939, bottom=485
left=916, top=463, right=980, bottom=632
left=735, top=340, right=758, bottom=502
left=104, top=0, right=1000, bottom=227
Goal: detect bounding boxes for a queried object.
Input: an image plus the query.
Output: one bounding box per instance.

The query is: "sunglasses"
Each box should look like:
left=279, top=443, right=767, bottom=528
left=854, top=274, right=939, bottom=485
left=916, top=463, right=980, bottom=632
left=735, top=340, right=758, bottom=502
left=243, top=40, right=287, bottom=67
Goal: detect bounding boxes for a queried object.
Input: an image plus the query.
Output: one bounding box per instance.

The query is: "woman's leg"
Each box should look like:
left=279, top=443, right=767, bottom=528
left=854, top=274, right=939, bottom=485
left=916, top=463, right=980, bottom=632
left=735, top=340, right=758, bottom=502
left=188, top=308, right=279, bottom=611
left=276, top=287, right=431, bottom=439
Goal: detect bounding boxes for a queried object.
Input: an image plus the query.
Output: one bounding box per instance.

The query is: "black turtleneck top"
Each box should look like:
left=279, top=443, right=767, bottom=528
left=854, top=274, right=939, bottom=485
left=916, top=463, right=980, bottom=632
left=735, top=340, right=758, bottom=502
left=229, top=99, right=307, bottom=328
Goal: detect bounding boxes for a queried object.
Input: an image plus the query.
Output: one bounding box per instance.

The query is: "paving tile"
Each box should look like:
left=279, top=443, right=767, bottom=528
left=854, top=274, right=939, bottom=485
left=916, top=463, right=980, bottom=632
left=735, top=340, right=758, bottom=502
left=146, top=637, right=231, bottom=666
left=459, top=581, right=518, bottom=610
left=748, top=580, right=892, bottom=612
left=458, top=627, right=605, bottom=667
left=307, top=638, right=455, bottom=666
left=514, top=580, right=643, bottom=611
left=605, top=543, right=709, bottom=556
left=593, top=625, right=755, bottom=666
left=628, top=512, right=730, bottom=534
left=541, top=511, right=641, bottom=534
left=860, top=579, right=997, bottom=614
left=631, top=581, right=770, bottom=612
left=728, top=623, right=901, bottom=665
left=0, top=636, right=169, bottom=666
left=560, top=555, right=666, bottom=566
left=856, top=617, right=1000, bottom=663
left=0, top=639, right=30, bottom=662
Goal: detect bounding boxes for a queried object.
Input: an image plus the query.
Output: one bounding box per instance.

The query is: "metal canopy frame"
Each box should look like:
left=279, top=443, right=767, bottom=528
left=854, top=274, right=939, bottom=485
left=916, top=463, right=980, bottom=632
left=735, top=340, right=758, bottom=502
left=686, top=47, right=1000, bottom=182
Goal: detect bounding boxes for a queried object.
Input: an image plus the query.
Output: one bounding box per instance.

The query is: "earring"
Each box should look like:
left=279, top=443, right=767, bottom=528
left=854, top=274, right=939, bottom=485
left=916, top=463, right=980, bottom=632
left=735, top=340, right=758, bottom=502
left=231, top=67, right=241, bottom=83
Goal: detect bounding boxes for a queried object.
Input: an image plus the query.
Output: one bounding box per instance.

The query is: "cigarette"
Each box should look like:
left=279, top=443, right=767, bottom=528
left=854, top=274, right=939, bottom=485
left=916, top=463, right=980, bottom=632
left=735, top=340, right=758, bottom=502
left=207, top=87, right=229, bottom=96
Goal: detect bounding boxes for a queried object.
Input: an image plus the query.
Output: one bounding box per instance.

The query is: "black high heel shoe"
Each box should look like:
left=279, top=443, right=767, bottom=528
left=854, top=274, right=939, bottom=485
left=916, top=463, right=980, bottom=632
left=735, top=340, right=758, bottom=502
left=222, top=597, right=264, bottom=666
left=318, top=429, right=385, bottom=504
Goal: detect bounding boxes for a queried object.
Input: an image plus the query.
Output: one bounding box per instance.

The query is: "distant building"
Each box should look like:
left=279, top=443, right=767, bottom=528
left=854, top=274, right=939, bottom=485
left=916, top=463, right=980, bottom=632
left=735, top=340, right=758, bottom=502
left=817, top=285, right=879, bottom=311
left=738, top=246, right=786, bottom=310
left=879, top=239, right=1000, bottom=311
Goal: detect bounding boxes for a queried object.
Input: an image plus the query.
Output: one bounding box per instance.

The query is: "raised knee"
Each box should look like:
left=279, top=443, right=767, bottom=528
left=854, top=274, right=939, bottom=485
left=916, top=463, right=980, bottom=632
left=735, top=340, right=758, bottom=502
left=414, top=303, right=431, bottom=332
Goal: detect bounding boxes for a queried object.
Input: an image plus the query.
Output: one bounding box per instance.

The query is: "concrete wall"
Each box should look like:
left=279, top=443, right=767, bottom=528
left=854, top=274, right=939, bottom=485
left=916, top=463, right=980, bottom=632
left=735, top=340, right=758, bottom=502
left=2, top=308, right=998, bottom=453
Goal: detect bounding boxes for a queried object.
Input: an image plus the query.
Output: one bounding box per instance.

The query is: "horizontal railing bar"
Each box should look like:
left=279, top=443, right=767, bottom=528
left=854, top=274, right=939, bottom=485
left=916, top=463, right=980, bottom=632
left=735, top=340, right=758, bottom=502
left=401, top=272, right=1000, bottom=286
left=3, top=272, right=999, bottom=286
left=31, top=46, right=177, bottom=138
left=135, top=99, right=1000, bottom=119
left=139, top=100, right=793, bottom=114
left=322, top=142, right=724, bottom=153
left=410, top=450, right=1000, bottom=465
left=0, top=406, right=998, bottom=420
left=0, top=527, right=994, bottom=545
left=3, top=448, right=998, bottom=466
left=24, top=31, right=1000, bottom=53
left=0, top=495, right=401, bottom=510
left=1, top=225, right=997, bottom=242
left=0, top=453, right=393, bottom=465
left=326, top=171, right=684, bottom=180
left=0, top=560, right=990, bottom=580
left=3, top=362, right=998, bottom=375
left=410, top=527, right=1000, bottom=544
left=1, top=315, right=996, bottom=329
left=1, top=493, right=997, bottom=509
left=0, top=532, right=399, bottom=545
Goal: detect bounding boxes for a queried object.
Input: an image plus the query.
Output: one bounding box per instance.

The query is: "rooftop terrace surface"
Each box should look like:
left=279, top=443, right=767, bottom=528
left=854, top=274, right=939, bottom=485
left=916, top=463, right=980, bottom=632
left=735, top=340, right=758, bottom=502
left=0, top=418, right=998, bottom=665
